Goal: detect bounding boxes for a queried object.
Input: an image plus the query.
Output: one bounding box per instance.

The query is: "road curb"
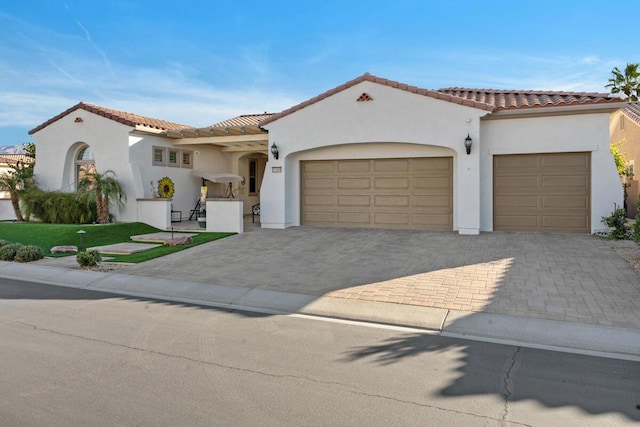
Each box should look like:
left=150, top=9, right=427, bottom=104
left=1, top=261, right=639, bottom=360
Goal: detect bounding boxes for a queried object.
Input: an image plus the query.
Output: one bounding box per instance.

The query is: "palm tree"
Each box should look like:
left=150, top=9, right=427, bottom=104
left=0, top=171, right=25, bottom=221
left=0, top=158, right=34, bottom=222
left=606, top=63, right=640, bottom=102
left=77, top=169, right=126, bottom=224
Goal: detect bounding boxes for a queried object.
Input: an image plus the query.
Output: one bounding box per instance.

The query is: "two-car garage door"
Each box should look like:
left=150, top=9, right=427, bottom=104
left=493, top=152, right=591, bottom=233
left=301, top=157, right=453, bottom=230
left=301, top=152, right=591, bottom=233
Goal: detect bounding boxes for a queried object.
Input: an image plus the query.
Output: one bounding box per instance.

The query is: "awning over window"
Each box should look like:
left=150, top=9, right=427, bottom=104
left=192, top=170, right=244, bottom=183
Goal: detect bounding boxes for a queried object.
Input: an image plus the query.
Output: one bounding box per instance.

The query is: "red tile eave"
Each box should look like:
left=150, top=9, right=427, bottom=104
left=28, top=102, right=190, bottom=135
left=622, top=103, right=640, bottom=126
left=259, top=73, right=494, bottom=127
left=493, top=98, right=626, bottom=112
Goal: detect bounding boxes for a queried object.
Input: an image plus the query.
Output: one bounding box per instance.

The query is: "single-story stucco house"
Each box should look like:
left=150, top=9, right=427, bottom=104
left=28, top=73, right=625, bottom=234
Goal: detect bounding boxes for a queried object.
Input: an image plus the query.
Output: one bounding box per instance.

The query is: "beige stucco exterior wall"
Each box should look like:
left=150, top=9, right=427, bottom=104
left=611, top=109, right=640, bottom=217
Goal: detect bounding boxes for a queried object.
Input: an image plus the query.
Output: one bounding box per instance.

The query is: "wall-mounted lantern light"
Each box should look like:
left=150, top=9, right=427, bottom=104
left=270, top=142, right=279, bottom=160
left=464, top=134, right=473, bottom=155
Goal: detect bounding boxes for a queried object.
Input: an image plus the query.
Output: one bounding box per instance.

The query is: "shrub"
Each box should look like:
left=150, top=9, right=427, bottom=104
left=633, top=215, right=640, bottom=243
left=0, top=239, right=10, bottom=247
left=0, top=243, right=24, bottom=261
left=76, top=249, right=102, bottom=267
left=601, top=207, right=629, bottom=239
left=14, top=245, right=45, bottom=262
left=21, top=188, right=97, bottom=224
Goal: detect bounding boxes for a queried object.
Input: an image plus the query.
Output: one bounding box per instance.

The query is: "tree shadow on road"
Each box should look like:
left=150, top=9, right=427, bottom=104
left=341, top=332, right=640, bottom=421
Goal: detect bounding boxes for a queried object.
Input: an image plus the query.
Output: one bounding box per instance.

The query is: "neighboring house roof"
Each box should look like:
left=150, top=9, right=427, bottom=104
left=0, top=154, right=32, bottom=165
left=28, top=102, right=192, bottom=135
left=438, top=87, right=624, bottom=112
left=622, top=102, right=640, bottom=126
left=260, top=72, right=625, bottom=126
left=210, top=113, right=274, bottom=128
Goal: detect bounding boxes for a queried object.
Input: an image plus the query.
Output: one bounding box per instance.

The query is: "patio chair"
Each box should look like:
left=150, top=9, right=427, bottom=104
left=252, top=203, right=260, bottom=223
left=171, top=204, right=182, bottom=223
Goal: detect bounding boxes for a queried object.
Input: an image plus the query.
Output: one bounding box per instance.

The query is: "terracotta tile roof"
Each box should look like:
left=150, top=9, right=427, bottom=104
left=622, top=102, right=640, bottom=126
left=0, top=154, right=32, bottom=165
left=210, top=113, right=274, bottom=128
left=438, top=87, right=624, bottom=111
left=260, top=73, right=494, bottom=126
left=28, top=102, right=192, bottom=135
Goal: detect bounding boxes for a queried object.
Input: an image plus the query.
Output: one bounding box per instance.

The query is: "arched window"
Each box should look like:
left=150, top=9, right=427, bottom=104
left=75, top=145, right=95, bottom=187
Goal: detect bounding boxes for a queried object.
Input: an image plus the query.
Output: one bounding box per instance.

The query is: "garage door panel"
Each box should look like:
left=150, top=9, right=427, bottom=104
left=414, top=176, right=451, bottom=189
left=374, top=195, right=409, bottom=207
left=304, top=211, right=335, bottom=223
left=338, top=178, right=370, bottom=189
left=338, top=195, right=370, bottom=206
left=304, top=195, right=336, bottom=206
left=542, top=195, right=589, bottom=209
left=304, top=178, right=335, bottom=189
left=495, top=195, right=538, bottom=208
left=413, top=157, right=451, bottom=172
left=542, top=153, right=589, bottom=168
left=337, top=160, right=370, bottom=173
left=542, top=216, right=589, bottom=230
left=301, top=157, right=452, bottom=230
left=494, top=155, right=540, bottom=169
left=304, top=162, right=336, bottom=173
left=337, top=212, right=371, bottom=224
left=494, top=175, right=539, bottom=189
left=413, top=214, right=452, bottom=228
left=374, top=159, right=410, bottom=173
left=374, top=177, right=410, bottom=189
left=495, top=215, right=539, bottom=228
left=494, top=153, right=590, bottom=233
left=374, top=213, right=409, bottom=225
left=542, top=175, right=588, bottom=189
left=413, top=195, right=452, bottom=208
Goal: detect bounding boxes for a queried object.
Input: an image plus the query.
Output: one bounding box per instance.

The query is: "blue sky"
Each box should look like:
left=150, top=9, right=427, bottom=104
left=0, top=1, right=637, bottom=147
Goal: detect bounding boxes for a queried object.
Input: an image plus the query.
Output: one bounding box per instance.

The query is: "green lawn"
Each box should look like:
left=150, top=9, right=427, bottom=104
left=0, top=221, right=232, bottom=263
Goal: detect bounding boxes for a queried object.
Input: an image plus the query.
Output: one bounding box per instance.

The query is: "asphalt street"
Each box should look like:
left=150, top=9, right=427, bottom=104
left=0, top=278, right=638, bottom=426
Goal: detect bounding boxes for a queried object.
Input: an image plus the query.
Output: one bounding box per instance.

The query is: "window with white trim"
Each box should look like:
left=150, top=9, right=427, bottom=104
left=168, top=149, right=179, bottom=167
left=249, top=159, right=257, bottom=194
left=75, top=145, right=95, bottom=189
left=153, top=146, right=166, bottom=166
left=181, top=150, right=193, bottom=169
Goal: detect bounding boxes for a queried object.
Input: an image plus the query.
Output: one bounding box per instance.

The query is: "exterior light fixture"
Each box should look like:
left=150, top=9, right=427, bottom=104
left=77, top=230, right=86, bottom=251
left=270, top=142, right=279, bottom=160
left=464, top=134, right=473, bottom=155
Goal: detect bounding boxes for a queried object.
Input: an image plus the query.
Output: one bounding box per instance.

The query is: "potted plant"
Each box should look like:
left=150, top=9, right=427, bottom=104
left=197, top=205, right=206, bottom=229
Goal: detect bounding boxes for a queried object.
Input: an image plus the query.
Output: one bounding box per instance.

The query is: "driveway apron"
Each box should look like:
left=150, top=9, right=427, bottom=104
left=123, top=227, right=640, bottom=329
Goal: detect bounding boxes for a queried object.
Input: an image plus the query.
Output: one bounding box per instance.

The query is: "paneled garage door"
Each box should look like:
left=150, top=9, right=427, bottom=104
left=493, top=152, right=590, bottom=233
left=301, top=157, right=453, bottom=230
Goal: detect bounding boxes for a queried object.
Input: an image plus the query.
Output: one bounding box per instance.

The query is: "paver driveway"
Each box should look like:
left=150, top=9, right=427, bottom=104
left=122, top=227, right=640, bottom=329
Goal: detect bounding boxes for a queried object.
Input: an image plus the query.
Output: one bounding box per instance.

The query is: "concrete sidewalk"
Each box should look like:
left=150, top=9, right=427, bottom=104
left=3, top=226, right=640, bottom=359
left=0, top=261, right=638, bottom=360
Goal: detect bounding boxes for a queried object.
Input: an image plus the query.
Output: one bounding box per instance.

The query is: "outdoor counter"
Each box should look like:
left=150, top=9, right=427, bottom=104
left=205, top=198, right=243, bottom=233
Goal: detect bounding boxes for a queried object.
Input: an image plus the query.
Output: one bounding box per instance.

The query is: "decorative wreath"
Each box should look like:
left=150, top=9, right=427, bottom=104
left=157, top=176, right=175, bottom=199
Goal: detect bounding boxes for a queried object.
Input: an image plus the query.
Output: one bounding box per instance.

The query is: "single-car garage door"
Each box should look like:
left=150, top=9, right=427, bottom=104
left=493, top=152, right=590, bottom=233
left=301, top=157, right=453, bottom=230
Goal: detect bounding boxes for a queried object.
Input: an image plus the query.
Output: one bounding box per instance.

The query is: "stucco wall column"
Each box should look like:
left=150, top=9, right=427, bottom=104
left=456, top=143, right=481, bottom=235
left=259, top=159, right=288, bottom=229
